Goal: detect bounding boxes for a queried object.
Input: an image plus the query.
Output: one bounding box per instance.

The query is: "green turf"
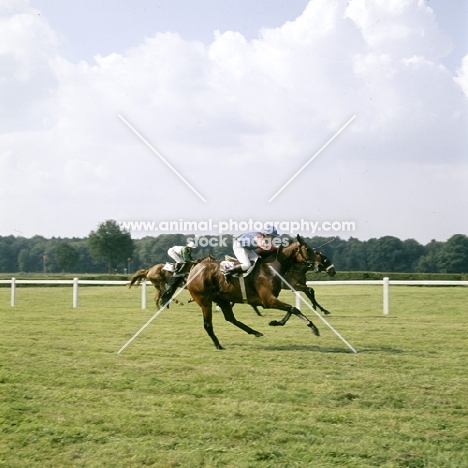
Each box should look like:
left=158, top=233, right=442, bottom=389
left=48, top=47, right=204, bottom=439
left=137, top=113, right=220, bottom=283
left=0, top=285, right=467, bottom=467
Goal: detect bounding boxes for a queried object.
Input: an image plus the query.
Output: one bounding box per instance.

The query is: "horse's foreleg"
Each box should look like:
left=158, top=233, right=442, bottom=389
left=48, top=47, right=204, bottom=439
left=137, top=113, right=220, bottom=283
left=154, top=290, right=162, bottom=309
left=250, top=305, right=263, bottom=316
left=202, top=303, right=224, bottom=350
left=305, top=287, right=331, bottom=315
left=218, top=300, right=263, bottom=338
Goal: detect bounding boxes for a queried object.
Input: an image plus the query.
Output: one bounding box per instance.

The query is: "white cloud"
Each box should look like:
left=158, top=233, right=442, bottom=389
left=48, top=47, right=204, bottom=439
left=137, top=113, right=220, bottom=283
left=0, top=1, right=58, bottom=131
left=345, top=0, right=452, bottom=60
left=0, top=0, right=467, bottom=240
left=455, top=54, right=468, bottom=98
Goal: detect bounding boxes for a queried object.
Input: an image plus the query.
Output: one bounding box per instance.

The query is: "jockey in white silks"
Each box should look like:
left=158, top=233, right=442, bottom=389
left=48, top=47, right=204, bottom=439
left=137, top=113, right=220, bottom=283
left=167, top=240, right=196, bottom=274
left=224, top=226, right=280, bottom=277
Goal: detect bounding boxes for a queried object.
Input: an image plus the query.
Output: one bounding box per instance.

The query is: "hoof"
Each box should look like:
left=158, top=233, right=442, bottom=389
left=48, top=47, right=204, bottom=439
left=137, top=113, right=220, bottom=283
left=323, top=310, right=331, bottom=315
left=253, top=331, right=264, bottom=337
left=269, top=320, right=280, bottom=326
left=308, top=323, right=320, bottom=336
left=216, top=344, right=225, bottom=350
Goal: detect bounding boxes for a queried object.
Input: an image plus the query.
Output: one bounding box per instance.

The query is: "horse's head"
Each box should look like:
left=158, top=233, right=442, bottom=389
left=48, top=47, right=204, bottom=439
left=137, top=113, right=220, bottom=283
left=313, top=250, right=336, bottom=277
left=293, top=235, right=320, bottom=270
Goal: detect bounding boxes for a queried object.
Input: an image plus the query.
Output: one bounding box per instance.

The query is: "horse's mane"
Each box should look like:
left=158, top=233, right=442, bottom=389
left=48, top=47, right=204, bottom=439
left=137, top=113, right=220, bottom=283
left=261, top=241, right=299, bottom=263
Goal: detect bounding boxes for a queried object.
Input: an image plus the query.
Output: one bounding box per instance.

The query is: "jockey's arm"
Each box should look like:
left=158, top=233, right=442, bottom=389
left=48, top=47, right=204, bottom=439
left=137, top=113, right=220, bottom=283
left=182, top=247, right=193, bottom=262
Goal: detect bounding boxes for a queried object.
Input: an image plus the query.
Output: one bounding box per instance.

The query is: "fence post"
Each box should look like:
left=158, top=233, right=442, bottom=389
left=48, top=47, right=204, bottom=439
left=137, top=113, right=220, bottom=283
left=141, top=281, right=147, bottom=309
left=383, top=277, right=389, bottom=315
left=295, top=291, right=301, bottom=311
left=11, top=277, right=16, bottom=307
left=73, top=278, right=79, bottom=308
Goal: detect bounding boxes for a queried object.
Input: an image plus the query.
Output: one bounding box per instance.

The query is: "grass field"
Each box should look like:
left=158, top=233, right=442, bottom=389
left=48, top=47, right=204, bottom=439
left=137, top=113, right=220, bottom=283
left=0, top=284, right=467, bottom=467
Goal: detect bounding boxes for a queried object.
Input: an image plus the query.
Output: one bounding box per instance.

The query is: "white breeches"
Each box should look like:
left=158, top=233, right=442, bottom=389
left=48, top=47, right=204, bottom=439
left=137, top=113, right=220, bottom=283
left=167, top=248, right=184, bottom=263
left=233, top=240, right=259, bottom=271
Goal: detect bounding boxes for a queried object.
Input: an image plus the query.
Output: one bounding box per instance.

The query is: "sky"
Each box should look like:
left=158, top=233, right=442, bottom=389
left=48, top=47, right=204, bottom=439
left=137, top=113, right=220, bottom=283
left=1, top=0, right=467, bottom=244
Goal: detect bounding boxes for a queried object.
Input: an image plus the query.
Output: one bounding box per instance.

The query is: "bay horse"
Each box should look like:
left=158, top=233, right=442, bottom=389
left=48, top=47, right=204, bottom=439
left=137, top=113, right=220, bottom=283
left=187, top=235, right=321, bottom=350
left=250, top=250, right=336, bottom=316
left=128, top=256, right=215, bottom=308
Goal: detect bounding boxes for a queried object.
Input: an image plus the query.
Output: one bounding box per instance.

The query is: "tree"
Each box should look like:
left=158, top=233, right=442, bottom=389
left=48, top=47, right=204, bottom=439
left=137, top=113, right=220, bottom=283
left=329, top=237, right=367, bottom=271
left=415, top=240, right=443, bottom=273
left=366, top=236, right=406, bottom=272
left=88, top=220, right=135, bottom=273
left=56, top=242, right=80, bottom=272
left=437, top=234, right=468, bottom=273
left=18, top=248, right=30, bottom=272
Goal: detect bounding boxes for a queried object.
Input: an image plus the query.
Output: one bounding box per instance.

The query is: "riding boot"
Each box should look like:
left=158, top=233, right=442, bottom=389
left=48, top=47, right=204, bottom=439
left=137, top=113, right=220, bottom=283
left=223, top=264, right=245, bottom=278
left=173, top=263, right=185, bottom=276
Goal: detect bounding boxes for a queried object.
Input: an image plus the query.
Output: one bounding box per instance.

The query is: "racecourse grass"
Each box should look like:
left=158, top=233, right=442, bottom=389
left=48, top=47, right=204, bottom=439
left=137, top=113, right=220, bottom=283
left=0, top=285, right=467, bottom=467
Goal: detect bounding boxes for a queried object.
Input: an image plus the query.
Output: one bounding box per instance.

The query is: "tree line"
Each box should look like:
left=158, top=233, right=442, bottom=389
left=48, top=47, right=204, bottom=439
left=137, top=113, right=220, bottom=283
left=0, top=220, right=467, bottom=274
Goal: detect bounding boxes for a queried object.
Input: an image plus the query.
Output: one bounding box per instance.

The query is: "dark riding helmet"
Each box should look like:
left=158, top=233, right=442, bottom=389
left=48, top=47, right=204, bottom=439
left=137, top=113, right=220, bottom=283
left=262, top=224, right=279, bottom=237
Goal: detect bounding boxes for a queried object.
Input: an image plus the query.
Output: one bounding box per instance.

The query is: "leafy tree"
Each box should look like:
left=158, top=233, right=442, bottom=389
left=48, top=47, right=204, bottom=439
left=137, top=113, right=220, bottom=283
left=437, top=234, right=468, bottom=273
left=365, top=236, right=406, bottom=272
left=88, top=220, right=135, bottom=273
left=415, top=240, right=443, bottom=273
left=56, top=242, right=80, bottom=272
left=402, top=239, right=425, bottom=271
left=18, top=248, right=30, bottom=272
left=329, top=237, right=367, bottom=271
left=0, top=236, right=19, bottom=272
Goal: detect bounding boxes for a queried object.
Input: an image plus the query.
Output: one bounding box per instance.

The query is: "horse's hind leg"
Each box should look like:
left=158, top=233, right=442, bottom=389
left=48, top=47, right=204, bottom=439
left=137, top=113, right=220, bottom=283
left=305, top=287, right=331, bottom=315
left=292, top=308, right=320, bottom=336
left=269, top=310, right=293, bottom=327
left=218, top=300, right=263, bottom=338
left=262, top=296, right=320, bottom=337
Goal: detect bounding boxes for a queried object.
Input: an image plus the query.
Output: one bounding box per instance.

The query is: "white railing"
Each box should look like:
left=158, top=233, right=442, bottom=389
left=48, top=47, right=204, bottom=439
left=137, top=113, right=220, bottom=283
left=2, top=277, right=467, bottom=314
left=304, top=278, right=468, bottom=314
left=0, top=278, right=150, bottom=309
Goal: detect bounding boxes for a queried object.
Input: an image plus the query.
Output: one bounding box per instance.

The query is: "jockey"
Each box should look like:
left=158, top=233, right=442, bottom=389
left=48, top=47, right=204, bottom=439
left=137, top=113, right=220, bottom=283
left=167, top=240, right=196, bottom=274
left=225, top=225, right=280, bottom=277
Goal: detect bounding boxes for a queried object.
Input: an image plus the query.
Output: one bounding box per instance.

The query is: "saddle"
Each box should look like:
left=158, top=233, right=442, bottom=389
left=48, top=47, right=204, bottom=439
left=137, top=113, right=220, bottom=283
left=162, top=262, right=191, bottom=277
left=162, top=262, right=176, bottom=272
left=220, top=256, right=258, bottom=277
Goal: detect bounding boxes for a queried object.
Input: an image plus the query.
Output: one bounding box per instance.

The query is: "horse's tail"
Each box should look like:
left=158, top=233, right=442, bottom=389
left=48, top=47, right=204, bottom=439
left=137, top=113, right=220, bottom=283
left=128, top=269, right=149, bottom=288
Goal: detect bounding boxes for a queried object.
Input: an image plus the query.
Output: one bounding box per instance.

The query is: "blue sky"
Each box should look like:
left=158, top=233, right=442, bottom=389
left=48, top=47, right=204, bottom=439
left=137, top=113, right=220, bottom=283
left=1, top=0, right=467, bottom=243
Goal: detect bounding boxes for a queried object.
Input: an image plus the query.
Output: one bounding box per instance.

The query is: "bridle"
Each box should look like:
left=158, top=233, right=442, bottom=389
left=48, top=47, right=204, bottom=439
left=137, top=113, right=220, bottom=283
left=315, top=250, right=335, bottom=273
left=295, top=244, right=320, bottom=272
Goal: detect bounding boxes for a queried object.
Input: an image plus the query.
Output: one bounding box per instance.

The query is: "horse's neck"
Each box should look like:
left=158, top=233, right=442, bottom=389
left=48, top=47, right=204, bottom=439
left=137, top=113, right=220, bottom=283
left=288, top=262, right=308, bottom=274
left=268, top=242, right=300, bottom=273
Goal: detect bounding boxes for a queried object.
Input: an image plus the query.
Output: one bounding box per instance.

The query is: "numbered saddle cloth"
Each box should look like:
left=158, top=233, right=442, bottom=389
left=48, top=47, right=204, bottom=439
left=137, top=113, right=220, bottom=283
left=162, top=263, right=176, bottom=272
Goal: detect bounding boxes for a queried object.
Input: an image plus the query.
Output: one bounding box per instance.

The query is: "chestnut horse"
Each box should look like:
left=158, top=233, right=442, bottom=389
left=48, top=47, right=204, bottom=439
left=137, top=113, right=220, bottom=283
left=250, top=249, right=336, bottom=316
left=128, top=256, right=215, bottom=308
left=187, top=235, right=321, bottom=350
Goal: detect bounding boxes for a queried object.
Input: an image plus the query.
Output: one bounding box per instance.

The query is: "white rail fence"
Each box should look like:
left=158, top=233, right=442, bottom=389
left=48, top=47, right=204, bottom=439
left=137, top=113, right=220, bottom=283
left=303, top=279, right=468, bottom=314
left=0, top=278, right=149, bottom=310
left=1, top=278, right=467, bottom=314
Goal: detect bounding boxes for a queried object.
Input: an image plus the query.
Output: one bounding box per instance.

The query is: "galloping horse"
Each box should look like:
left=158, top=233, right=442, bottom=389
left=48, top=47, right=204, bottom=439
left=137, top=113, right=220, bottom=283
left=250, top=249, right=336, bottom=316
left=187, top=235, right=321, bottom=350
left=128, top=256, right=215, bottom=308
